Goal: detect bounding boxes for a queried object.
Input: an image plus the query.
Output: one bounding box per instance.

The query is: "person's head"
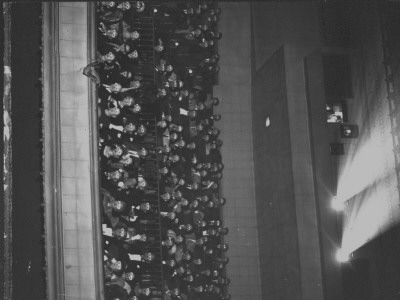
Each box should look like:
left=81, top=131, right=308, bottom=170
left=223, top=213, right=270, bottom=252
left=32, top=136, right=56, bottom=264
left=112, top=144, right=123, bottom=157
left=139, top=147, right=147, bottom=157
left=175, top=266, right=186, bottom=274
left=159, top=167, right=169, bottom=176
left=174, top=140, right=185, bottom=148
left=154, top=44, right=164, bottom=52
left=157, top=120, right=167, bottom=128
left=137, top=178, right=147, bottom=189
left=127, top=50, right=138, bottom=59
left=188, top=110, right=197, bottom=118
left=161, top=145, right=170, bottom=154
left=138, top=287, right=151, bottom=296
left=205, top=248, right=214, bottom=256
left=186, top=142, right=196, bottom=150
left=165, top=259, right=176, bottom=267
left=184, top=274, right=194, bottom=282
left=202, top=134, right=210, bottom=142
left=215, top=262, right=224, bottom=270
left=133, top=1, right=145, bottom=12
left=124, top=122, right=136, bottom=133
left=139, top=234, right=147, bottom=242
left=210, top=128, right=220, bottom=137
left=156, top=63, right=166, bottom=72
left=113, top=227, right=126, bottom=238
left=160, top=192, right=171, bottom=202
left=137, top=124, right=146, bottom=136
left=120, top=70, right=132, bottom=79
left=218, top=227, right=229, bottom=235
left=212, top=172, right=223, bottom=180
left=175, top=235, right=184, bottom=244
left=139, top=202, right=151, bottom=212
left=174, top=190, right=182, bottom=199
left=121, top=95, right=134, bottom=107
left=183, top=224, right=193, bottom=232
left=163, top=238, right=173, bottom=247
left=102, top=51, right=115, bottom=63
left=171, top=288, right=181, bottom=296
left=102, top=1, right=116, bottom=8
left=109, top=170, right=122, bottom=181
left=211, top=165, right=219, bottom=173
left=197, top=220, right=207, bottom=228
left=120, top=156, right=133, bottom=166
left=196, top=163, right=204, bottom=170
left=105, top=29, right=117, bottom=39
left=130, top=80, right=141, bottom=89
left=213, top=7, right=222, bottom=15
left=131, top=103, right=141, bottom=113
left=142, top=252, right=155, bottom=263
left=211, top=114, right=222, bottom=121
left=199, top=41, right=208, bottom=48
left=215, top=32, right=223, bottom=39
left=182, top=252, right=191, bottom=261
left=193, top=258, right=202, bottom=266
left=200, top=195, right=209, bottom=203
left=170, top=132, right=178, bottom=141
left=112, top=200, right=126, bottom=212
left=120, top=43, right=130, bottom=54
left=216, top=243, right=229, bottom=251
left=210, top=15, right=219, bottom=23
left=124, top=271, right=134, bottom=281
left=212, top=97, right=219, bottom=106
left=124, top=30, right=140, bottom=40
left=207, top=201, right=215, bottom=208
left=110, top=83, right=122, bottom=93
left=201, top=118, right=210, bottom=126
left=170, top=154, right=180, bottom=163
left=104, top=107, right=120, bottom=117
left=211, top=182, right=219, bottom=191
left=117, top=1, right=131, bottom=10
left=200, top=170, right=208, bottom=178
left=217, top=197, right=226, bottom=206
left=110, top=259, right=124, bottom=271
left=166, top=64, right=173, bottom=72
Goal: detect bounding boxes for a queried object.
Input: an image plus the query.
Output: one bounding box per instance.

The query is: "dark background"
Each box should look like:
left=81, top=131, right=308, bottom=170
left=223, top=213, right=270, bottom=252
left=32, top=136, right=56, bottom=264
left=11, top=3, right=46, bottom=299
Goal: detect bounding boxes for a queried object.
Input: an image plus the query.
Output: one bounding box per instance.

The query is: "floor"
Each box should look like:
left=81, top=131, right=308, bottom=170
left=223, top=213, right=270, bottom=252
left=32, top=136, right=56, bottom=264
left=58, top=2, right=97, bottom=299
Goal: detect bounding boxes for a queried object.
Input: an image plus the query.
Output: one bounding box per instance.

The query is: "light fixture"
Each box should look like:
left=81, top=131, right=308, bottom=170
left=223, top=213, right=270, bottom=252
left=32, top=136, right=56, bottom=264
left=265, top=115, right=271, bottom=128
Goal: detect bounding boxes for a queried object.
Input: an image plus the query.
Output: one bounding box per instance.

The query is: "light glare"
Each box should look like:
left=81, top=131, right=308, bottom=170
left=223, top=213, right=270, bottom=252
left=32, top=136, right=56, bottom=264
left=336, top=249, right=350, bottom=263
left=331, top=196, right=344, bottom=211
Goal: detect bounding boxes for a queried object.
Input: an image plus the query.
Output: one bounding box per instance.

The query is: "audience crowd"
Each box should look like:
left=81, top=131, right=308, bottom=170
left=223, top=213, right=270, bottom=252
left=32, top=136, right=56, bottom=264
left=84, top=1, right=230, bottom=299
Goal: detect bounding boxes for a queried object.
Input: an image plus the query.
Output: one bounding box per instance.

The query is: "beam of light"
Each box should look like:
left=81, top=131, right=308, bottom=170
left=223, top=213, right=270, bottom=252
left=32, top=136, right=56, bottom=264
left=337, top=103, right=400, bottom=254
left=336, top=139, right=386, bottom=202
left=340, top=173, right=400, bottom=254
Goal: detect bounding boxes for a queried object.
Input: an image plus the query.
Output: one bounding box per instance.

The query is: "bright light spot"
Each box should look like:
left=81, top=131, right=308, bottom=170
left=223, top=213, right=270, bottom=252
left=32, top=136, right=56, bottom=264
left=265, top=116, right=271, bottom=128
left=336, top=248, right=351, bottom=263
left=331, top=196, right=344, bottom=211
